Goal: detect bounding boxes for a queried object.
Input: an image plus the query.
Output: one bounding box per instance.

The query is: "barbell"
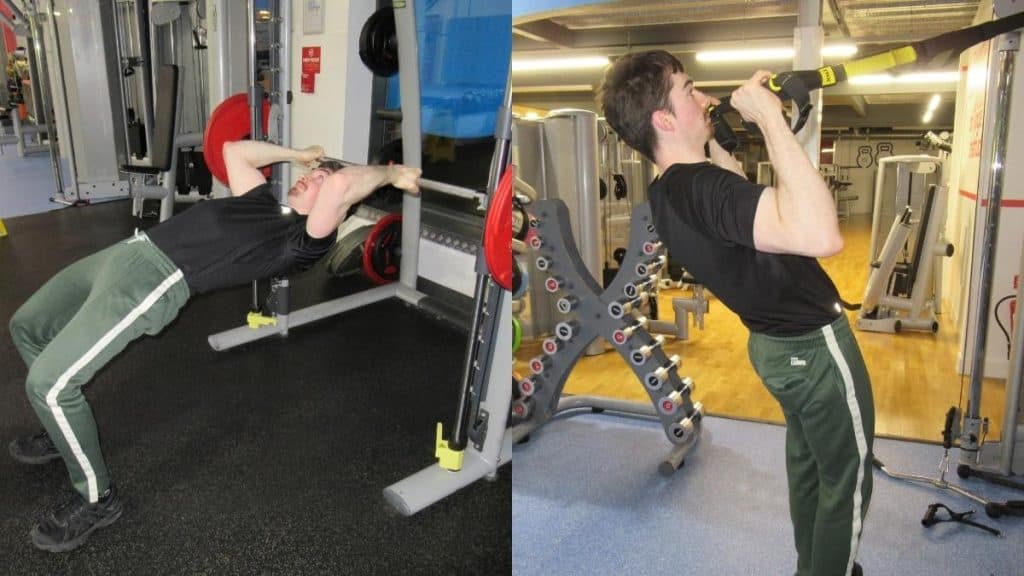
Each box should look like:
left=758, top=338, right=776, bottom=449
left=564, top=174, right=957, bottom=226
left=201, top=91, right=512, bottom=291
left=201, top=94, right=486, bottom=202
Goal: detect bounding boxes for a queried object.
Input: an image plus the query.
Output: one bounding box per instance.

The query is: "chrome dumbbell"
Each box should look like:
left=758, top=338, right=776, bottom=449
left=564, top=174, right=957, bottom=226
left=543, top=276, right=564, bottom=294
left=630, top=334, right=665, bottom=366
left=608, top=292, right=649, bottom=319
left=554, top=320, right=579, bottom=341
left=624, top=274, right=658, bottom=299
left=611, top=316, right=648, bottom=346
left=511, top=397, right=534, bottom=419
left=668, top=402, right=705, bottom=440
left=641, top=240, right=663, bottom=256
left=636, top=254, right=667, bottom=276
left=517, top=376, right=538, bottom=397
left=541, top=337, right=562, bottom=356
left=656, top=389, right=686, bottom=416
left=643, top=354, right=681, bottom=390
left=556, top=295, right=579, bottom=314
left=528, top=356, right=551, bottom=375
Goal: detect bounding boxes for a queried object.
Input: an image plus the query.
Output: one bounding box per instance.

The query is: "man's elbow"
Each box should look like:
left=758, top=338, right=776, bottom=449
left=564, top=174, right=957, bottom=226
left=809, top=233, right=844, bottom=258
left=222, top=140, right=239, bottom=162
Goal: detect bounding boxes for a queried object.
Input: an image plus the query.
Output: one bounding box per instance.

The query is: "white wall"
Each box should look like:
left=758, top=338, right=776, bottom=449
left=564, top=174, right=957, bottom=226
left=830, top=138, right=932, bottom=216
left=289, top=0, right=372, bottom=165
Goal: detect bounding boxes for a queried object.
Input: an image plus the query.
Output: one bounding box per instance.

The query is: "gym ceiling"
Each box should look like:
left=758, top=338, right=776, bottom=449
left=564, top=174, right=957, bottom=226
left=512, top=0, right=982, bottom=133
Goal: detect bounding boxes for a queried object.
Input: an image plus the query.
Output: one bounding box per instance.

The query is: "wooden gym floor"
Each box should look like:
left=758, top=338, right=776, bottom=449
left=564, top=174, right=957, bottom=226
left=515, top=214, right=1007, bottom=443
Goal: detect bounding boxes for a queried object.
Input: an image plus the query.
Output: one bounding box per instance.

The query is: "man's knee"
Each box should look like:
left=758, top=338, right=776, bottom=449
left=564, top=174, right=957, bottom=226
left=24, top=363, right=61, bottom=405
left=9, top=304, right=33, bottom=343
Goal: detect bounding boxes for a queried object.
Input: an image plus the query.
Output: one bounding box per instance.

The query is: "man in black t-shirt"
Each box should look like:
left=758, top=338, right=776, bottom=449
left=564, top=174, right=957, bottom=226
left=600, top=51, right=873, bottom=576
left=7, top=140, right=420, bottom=552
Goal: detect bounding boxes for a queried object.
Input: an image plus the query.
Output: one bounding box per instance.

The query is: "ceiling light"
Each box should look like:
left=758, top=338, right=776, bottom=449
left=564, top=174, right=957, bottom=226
left=696, top=48, right=793, bottom=63
left=899, top=72, right=961, bottom=84
left=511, top=84, right=595, bottom=94
left=821, top=44, right=859, bottom=58
left=848, top=71, right=960, bottom=85
left=511, top=56, right=609, bottom=72
left=695, top=44, right=857, bottom=63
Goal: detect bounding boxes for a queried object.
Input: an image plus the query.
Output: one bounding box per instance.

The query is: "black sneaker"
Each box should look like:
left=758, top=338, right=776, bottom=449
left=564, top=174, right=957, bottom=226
left=30, top=486, right=123, bottom=552
left=9, top=431, right=61, bottom=465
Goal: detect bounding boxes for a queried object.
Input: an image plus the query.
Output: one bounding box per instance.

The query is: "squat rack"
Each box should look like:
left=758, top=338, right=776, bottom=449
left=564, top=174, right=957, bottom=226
left=206, top=0, right=514, bottom=516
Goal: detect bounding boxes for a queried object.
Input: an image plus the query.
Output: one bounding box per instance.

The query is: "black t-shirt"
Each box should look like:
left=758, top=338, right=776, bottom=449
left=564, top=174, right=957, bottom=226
left=147, top=184, right=337, bottom=294
left=648, top=162, right=842, bottom=335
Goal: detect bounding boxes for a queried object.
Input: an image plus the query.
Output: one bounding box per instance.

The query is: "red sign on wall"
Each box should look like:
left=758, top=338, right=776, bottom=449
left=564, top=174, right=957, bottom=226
left=301, top=72, right=316, bottom=94
left=0, top=3, right=17, bottom=52
left=302, top=46, right=321, bottom=74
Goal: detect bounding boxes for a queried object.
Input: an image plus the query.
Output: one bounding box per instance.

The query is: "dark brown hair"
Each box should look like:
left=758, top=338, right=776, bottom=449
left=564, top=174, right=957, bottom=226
left=598, top=50, right=684, bottom=162
left=316, top=159, right=346, bottom=173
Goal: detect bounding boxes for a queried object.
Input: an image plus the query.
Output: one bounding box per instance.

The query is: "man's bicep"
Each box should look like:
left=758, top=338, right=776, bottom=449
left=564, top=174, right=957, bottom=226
left=222, top=141, right=267, bottom=196
left=751, top=186, right=789, bottom=254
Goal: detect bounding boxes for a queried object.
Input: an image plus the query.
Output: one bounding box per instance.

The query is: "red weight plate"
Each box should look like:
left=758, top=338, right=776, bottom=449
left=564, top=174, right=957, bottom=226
left=484, top=166, right=514, bottom=290
left=203, top=93, right=271, bottom=186
left=362, top=214, right=403, bottom=285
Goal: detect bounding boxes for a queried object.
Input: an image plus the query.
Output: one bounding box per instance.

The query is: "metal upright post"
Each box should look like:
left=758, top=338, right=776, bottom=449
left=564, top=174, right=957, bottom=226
left=279, top=0, right=292, bottom=189
left=393, top=0, right=423, bottom=298
left=960, top=28, right=1019, bottom=475
left=449, top=74, right=512, bottom=453
left=19, top=2, right=64, bottom=197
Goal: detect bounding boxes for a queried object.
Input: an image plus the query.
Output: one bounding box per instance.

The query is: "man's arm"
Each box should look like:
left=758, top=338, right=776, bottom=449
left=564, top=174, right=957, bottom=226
left=729, top=71, right=843, bottom=258
left=708, top=138, right=746, bottom=178
left=222, top=141, right=323, bottom=196
left=305, top=164, right=421, bottom=239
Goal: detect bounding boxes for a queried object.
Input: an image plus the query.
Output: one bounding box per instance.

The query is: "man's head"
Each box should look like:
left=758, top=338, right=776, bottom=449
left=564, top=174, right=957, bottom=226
left=287, top=160, right=344, bottom=214
left=599, top=50, right=711, bottom=163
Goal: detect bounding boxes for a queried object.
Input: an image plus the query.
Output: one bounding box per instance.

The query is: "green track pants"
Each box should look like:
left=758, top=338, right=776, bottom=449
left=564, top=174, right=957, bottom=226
left=9, top=232, right=189, bottom=503
left=748, top=314, right=875, bottom=576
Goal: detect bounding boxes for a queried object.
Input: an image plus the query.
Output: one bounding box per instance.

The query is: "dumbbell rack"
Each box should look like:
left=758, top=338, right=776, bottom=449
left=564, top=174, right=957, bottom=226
left=509, top=199, right=704, bottom=475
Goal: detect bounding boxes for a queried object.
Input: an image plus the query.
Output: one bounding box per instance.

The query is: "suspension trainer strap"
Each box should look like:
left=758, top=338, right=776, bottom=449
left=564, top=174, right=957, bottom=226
left=710, top=11, right=1024, bottom=151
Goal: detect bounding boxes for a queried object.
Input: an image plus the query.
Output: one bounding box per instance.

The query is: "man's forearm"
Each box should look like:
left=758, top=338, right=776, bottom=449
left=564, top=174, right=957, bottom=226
left=227, top=140, right=303, bottom=169
left=305, top=167, right=388, bottom=238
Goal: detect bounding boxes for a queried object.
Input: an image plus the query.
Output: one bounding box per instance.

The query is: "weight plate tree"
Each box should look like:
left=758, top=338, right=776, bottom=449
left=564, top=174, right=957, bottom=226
left=510, top=200, right=704, bottom=475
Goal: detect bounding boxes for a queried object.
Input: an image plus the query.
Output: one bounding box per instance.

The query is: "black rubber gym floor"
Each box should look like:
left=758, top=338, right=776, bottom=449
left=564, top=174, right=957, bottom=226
left=0, top=200, right=511, bottom=575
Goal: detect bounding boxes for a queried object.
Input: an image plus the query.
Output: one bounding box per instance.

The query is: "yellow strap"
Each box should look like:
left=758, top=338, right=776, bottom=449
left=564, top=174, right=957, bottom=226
left=435, top=422, right=464, bottom=471
left=0, top=218, right=7, bottom=238
left=843, top=46, right=919, bottom=77
left=818, top=67, right=838, bottom=87
left=246, top=311, right=277, bottom=329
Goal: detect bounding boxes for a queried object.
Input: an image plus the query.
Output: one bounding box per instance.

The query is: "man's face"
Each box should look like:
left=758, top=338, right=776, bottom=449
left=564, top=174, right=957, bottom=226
left=663, top=72, right=713, bottom=143
left=288, top=167, right=333, bottom=211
